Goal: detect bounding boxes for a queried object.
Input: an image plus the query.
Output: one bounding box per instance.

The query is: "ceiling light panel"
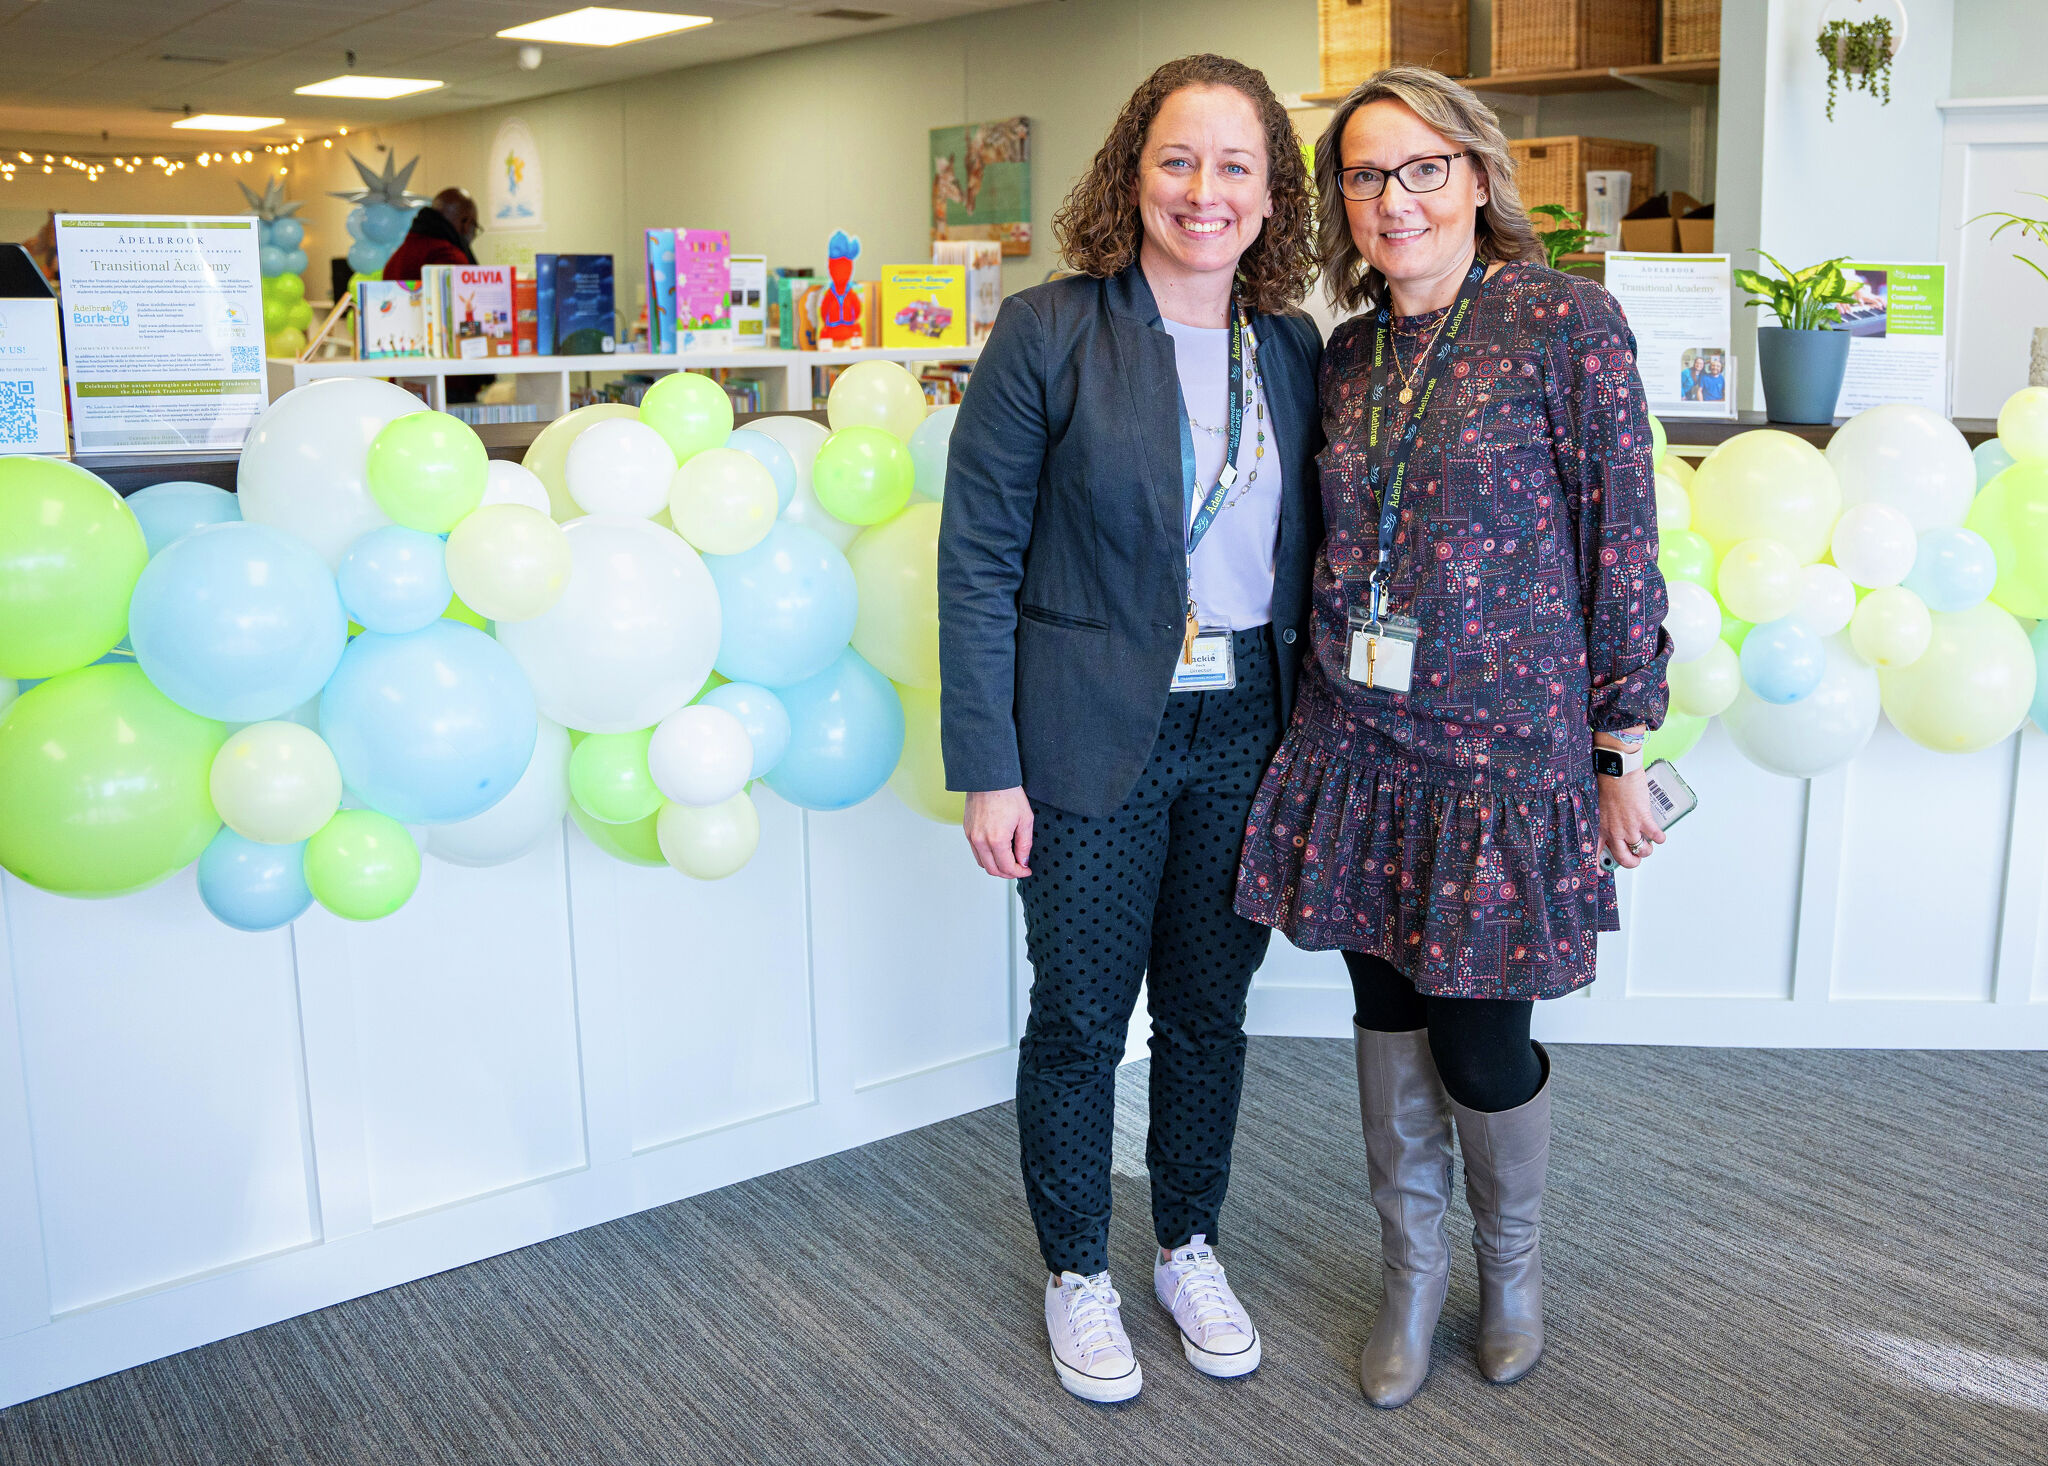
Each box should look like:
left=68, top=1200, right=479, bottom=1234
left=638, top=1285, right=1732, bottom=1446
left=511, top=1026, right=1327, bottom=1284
left=497, top=8, right=713, bottom=46
left=171, top=114, right=284, bottom=131
left=295, top=75, right=444, bottom=99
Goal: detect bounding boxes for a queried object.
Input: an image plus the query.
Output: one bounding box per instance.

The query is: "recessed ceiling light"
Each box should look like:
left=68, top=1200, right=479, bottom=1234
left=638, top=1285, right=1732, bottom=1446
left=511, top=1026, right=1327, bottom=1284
left=171, top=114, right=283, bottom=132
left=295, top=75, right=444, bottom=99
left=497, top=8, right=712, bottom=46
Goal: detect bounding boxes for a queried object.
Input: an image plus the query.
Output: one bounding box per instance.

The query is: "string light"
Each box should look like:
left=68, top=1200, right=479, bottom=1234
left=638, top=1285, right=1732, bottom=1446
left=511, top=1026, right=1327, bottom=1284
left=7, top=127, right=352, bottom=179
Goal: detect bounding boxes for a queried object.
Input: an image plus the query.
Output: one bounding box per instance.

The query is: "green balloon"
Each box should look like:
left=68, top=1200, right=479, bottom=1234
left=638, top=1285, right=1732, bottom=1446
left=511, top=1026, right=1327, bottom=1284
left=568, top=799, right=667, bottom=866
left=1720, top=609, right=1752, bottom=651
left=0, top=663, right=224, bottom=896
left=1649, top=413, right=1668, bottom=468
left=813, top=425, right=913, bottom=526
left=366, top=411, right=487, bottom=532
left=1658, top=529, right=1716, bottom=588
left=0, top=457, right=147, bottom=678
left=443, top=591, right=491, bottom=631
left=1968, top=463, right=2048, bottom=618
left=569, top=727, right=661, bottom=824
left=640, top=371, right=736, bottom=463
left=304, top=809, right=420, bottom=920
left=1645, top=710, right=1705, bottom=763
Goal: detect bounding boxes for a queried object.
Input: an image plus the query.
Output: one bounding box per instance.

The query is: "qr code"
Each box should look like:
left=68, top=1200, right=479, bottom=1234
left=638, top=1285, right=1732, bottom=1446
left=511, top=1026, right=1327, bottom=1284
left=231, top=345, right=260, bottom=372
left=0, top=380, right=35, bottom=445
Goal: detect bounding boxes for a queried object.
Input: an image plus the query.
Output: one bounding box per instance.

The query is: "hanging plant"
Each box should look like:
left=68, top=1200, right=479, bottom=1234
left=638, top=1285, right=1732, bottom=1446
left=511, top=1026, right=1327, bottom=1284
left=1817, top=17, right=1894, bottom=121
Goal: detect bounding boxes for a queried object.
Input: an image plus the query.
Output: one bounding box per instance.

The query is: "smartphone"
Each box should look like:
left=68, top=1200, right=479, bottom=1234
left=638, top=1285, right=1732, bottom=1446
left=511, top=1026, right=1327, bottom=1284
left=1600, top=758, right=1699, bottom=872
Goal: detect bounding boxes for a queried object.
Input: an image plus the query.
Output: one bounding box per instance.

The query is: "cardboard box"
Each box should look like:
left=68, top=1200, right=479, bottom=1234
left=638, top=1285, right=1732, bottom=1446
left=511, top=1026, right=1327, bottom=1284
left=1677, top=204, right=1715, bottom=254
left=1618, top=191, right=1701, bottom=254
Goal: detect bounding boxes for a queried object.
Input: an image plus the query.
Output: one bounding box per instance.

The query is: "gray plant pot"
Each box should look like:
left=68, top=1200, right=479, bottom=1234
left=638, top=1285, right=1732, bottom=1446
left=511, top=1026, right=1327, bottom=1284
left=1756, top=326, right=1851, bottom=425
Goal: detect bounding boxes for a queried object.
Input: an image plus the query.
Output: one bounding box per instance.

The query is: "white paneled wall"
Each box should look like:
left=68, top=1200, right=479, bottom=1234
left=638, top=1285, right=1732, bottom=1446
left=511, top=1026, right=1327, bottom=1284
left=6, top=726, right=2048, bottom=1407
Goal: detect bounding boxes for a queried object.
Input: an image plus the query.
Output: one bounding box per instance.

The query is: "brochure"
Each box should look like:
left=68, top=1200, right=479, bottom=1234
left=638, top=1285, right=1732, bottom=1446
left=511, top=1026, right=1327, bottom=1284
left=0, top=296, right=67, bottom=454
left=52, top=213, right=268, bottom=453
left=1833, top=261, right=1948, bottom=416
left=355, top=279, right=426, bottom=360
left=1601, top=251, right=1737, bottom=420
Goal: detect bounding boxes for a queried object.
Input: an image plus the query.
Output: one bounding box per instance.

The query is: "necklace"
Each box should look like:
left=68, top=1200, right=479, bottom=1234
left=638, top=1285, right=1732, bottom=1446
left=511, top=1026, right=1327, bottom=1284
left=1186, top=368, right=1267, bottom=508
left=1389, top=306, right=1453, bottom=405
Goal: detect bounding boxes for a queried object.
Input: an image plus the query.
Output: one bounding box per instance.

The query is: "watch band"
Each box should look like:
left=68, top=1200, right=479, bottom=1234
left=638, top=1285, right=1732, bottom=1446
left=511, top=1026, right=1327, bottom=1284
left=1594, top=746, right=1644, bottom=777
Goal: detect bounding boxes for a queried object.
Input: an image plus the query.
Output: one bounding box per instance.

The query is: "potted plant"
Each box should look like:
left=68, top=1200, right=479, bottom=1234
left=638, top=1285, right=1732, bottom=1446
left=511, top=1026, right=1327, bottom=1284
left=1733, top=252, right=1860, bottom=424
left=1528, top=204, right=1602, bottom=274
left=1817, top=16, right=1895, bottom=121
left=1968, top=194, right=2048, bottom=386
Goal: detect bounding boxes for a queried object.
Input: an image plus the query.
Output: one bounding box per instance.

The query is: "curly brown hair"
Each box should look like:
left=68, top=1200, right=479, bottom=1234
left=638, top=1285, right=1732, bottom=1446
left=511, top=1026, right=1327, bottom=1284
left=1051, top=54, right=1316, bottom=317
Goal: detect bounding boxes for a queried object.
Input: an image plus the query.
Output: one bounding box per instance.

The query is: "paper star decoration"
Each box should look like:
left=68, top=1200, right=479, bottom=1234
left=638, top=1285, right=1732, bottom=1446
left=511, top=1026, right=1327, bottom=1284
left=328, top=151, right=428, bottom=211
left=236, top=177, right=304, bottom=221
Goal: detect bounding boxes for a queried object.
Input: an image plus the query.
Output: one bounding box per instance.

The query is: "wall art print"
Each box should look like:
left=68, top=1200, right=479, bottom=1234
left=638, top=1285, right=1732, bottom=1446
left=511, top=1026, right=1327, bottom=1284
left=929, top=117, right=1030, bottom=256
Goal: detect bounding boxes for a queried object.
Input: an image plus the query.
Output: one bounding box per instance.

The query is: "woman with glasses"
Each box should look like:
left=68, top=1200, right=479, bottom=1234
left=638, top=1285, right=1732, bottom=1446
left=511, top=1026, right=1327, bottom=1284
left=939, top=54, right=1321, bottom=1403
left=1235, top=67, right=1670, bottom=1407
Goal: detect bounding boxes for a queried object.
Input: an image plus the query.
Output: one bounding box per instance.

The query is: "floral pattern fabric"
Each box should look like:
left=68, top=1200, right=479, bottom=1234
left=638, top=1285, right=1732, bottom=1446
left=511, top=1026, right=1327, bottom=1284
left=1234, top=263, right=1670, bottom=1000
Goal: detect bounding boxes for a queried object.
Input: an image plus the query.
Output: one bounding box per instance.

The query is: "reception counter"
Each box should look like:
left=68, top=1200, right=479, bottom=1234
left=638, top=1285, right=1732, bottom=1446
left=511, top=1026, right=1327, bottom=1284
left=4, top=427, right=2045, bottom=1409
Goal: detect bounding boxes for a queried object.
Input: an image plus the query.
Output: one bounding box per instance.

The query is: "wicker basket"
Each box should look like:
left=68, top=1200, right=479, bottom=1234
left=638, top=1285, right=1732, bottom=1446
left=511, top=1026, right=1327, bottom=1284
left=1509, top=136, right=1656, bottom=227
left=1318, top=0, right=1469, bottom=92
left=1661, top=0, right=1720, bottom=62
left=1490, top=0, right=1656, bottom=74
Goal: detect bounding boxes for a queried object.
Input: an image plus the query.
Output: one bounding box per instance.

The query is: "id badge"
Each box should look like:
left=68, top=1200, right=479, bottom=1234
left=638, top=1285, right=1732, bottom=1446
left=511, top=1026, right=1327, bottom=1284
left=1170, top=626, right=1237, bottom=691
left=1346, top=607, right=1419, bottom=693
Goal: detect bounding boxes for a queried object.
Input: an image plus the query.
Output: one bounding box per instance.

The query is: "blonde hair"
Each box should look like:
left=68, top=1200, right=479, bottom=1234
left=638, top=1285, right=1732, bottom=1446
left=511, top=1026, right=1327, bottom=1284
left=1314, top=66, right=1546, bottom=313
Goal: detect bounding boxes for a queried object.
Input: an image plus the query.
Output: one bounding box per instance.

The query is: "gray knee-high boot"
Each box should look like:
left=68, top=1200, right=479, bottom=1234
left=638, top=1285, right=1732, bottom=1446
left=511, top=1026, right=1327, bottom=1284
left=1355, top=1024, right=1454, bottom=1408
left=1450, top=1041, right=1551, bottom=1385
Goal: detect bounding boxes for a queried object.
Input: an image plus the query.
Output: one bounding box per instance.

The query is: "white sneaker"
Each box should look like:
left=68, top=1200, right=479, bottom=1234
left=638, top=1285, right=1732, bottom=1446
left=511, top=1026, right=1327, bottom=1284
left=1044, top=1270, right=1142, bottom=1403
left=1154, top=1236, right=1262, bottom=1377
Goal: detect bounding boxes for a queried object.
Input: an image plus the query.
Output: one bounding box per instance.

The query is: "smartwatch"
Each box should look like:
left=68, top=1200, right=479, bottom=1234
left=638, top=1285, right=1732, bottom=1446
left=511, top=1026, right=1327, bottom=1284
left=1594, top=745, right=1644, bottom=778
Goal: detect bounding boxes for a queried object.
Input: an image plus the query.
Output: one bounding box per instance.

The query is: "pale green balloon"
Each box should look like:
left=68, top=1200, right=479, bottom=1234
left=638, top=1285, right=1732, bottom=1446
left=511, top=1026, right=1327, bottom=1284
left=366, top=411, right=487, bottom=532
left=669, top=448, right=778, bottom=555
left=656, top=790, right=760, bottom=879
left=640, top=371, right=735, bottom=463
left=813, top=426, right=913, bottom=526
left=0, top=456, right=147, bottom=678
left=569, top=727, right=661, bottom=825
left=304, top=809, right=420, bottom=920
left=1644, top=710, right=1705, bottom=762
left=569, top=799, right=666, bottom=866
left=209, top=720, right=342, bottom=845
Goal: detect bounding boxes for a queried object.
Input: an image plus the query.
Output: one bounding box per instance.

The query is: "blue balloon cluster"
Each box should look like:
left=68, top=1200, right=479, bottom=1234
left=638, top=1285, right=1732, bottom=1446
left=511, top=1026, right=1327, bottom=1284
left=257, top=215, right=309, bottom=278
left=345, top=202, right=419, bottom=278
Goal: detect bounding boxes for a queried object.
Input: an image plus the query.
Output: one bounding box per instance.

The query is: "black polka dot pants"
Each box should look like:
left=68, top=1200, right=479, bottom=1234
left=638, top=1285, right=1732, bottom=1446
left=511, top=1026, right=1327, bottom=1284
left=1015, top=627, right=1283, bottom=1277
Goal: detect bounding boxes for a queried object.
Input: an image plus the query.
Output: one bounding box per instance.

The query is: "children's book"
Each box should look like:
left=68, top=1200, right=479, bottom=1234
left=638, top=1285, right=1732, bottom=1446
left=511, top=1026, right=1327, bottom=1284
left=514, top=274, right=538, bottom=355
left=356, top=279, right=426, bottom=360
left=645, top=228, right=678, bottom=355
left=933, top=239, right=1002, bottom=344
left=547, top=254, right=615, bottom=355
left=423, top=264, right=516, bottom=358
left=882, top=265, right=968, bottom=347
left=677, top=230, right=732, bottom=351
left=729, top=254, right=767, bottom=350
left=535, top=254, right=556, bottom=354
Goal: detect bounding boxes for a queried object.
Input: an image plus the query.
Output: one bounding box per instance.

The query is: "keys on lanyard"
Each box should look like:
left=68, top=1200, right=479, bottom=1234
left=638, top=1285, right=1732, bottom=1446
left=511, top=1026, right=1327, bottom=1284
left=1175, top=302, right=1256, bottom=691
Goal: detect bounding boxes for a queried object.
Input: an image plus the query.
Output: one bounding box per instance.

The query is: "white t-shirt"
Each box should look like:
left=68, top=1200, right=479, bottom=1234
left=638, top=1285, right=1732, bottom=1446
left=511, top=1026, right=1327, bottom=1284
left=1163, top=318, right=1283, bottom=631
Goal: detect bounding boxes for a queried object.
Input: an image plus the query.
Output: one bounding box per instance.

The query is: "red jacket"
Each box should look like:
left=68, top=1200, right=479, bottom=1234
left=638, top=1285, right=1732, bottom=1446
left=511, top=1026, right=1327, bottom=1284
left=382, top=230, right=470, bottom=282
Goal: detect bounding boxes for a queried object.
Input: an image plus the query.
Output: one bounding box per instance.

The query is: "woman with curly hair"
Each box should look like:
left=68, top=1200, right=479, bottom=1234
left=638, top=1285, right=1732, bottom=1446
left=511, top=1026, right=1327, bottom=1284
left=937, top=53, right=1322, bottom=1403
left=1234, top=67, right=1670, bottom=1407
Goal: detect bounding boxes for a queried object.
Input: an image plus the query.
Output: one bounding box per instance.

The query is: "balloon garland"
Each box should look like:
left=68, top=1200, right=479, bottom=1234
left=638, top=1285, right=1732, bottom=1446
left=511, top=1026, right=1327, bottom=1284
left=0, top=361, right=959, bottom=930
left=242, top=178, right=315, bottom=360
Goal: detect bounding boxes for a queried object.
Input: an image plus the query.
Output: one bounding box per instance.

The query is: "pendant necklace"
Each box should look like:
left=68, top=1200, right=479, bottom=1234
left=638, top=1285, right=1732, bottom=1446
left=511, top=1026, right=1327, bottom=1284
left=1389, top=304, right=1454, bottom=406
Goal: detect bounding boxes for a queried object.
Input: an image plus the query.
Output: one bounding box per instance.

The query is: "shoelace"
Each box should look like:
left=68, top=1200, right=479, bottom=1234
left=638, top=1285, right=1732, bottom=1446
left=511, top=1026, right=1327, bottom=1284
left=1166, top=1249, right=1241, bottom=1342
left=1063, top=1273, right=1128, bottom=1365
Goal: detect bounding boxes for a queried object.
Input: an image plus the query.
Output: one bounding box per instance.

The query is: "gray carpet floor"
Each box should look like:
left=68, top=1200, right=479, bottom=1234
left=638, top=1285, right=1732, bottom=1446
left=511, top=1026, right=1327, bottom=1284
left=3, top=1040, right=2046, bottom=1466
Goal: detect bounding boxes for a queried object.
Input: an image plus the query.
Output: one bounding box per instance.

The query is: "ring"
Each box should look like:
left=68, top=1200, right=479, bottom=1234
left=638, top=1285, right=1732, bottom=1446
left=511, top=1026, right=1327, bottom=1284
left=1627, top=839, right=1646, bottom=856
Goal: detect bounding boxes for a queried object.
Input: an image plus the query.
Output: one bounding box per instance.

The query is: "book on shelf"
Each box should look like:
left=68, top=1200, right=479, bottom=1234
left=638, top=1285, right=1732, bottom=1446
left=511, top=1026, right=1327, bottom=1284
left=730, top=254, right=767, bottom=350
left=645, top=228, right=678, bottom=355
left=932, top=239, right=1002, bottom=344
left=513, top=274, right=538, bottom=355
left=882, top=265, right=969, bottom=347
left=677, top=229, right=732, bottom=351
left=537, top=254, right=615, bottom=355
left=421, top=264, right=517, bottom=359
left=355, top=279, right=427, bottom=360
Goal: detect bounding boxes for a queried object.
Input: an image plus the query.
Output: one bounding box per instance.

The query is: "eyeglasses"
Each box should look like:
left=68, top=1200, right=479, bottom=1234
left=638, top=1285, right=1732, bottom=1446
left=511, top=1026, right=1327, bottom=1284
left=1336, top=152, right=1469, bottom=202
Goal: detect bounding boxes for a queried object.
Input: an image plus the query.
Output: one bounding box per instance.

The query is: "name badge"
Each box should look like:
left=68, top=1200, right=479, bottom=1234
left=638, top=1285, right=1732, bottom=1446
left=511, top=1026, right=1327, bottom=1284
left=1346, top=609, right=1419, bottom=693
left=1170, top=627, right=1237, bottom=691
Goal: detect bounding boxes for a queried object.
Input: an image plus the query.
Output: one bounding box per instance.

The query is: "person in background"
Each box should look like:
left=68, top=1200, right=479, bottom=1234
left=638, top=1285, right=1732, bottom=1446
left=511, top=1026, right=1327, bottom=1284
left=938, top=53, right=1322, bottom=1404
left=1699, top=355, right=1726, bottom=402
left=1234, top=66, right=1670, bottom=1408
left=384, top=187, right=484, bottom=404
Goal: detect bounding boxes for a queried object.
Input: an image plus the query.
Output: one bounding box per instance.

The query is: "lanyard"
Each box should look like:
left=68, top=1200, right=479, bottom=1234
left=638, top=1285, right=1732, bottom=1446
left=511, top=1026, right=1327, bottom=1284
left=1361, top=258, right=1485, bottom=619
left=1179, top=302, right=1256, bottom=562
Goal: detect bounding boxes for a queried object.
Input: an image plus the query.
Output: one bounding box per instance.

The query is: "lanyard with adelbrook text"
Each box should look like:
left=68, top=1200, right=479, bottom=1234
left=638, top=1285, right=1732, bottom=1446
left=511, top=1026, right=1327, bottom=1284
left=1179, top=301, right=1255, bottom=565
left=1361, top=258, right=1485, bottom=621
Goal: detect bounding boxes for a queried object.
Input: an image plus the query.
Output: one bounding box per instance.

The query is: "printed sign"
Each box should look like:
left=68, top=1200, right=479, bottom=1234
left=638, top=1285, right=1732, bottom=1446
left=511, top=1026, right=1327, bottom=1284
left=1602, top=252, right=1737, bottom=421
left=1833, top=261, right=1948, bottom=416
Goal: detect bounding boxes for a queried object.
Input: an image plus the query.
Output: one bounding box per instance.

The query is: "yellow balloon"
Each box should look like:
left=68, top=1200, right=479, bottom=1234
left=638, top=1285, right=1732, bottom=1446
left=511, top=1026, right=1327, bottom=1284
left=669, top=447, right=778, bottom=555
left=521, top=403, right=640, bottom=522
left=1997, top=385, right=2048, bottom=464
left=656, top=790, right=760, bottom=879
left=847, top=503, right=942, bottom=687
left=209, top=720, right=342, bottom=845
left=1964, top=463, right=2048, bottom=618
left=1669, top=638, right=1739, bottom=718
left=1654, top=468, right=1691, bottom=532
left=445, top=504, right=571, bottom=622
left=890, top=682, right=963, bottom=824
left=826, top=360, right=929, bottom=443
left=1716, top=538, right=1800, bottom=624
left=1849, top=585, right=1933, bottom=668
left=1689, top=429, right=1841, bottom=562
left=1877, top=602, right=2036, bottom=753
left=1661, top=453, right=1698, bottom=493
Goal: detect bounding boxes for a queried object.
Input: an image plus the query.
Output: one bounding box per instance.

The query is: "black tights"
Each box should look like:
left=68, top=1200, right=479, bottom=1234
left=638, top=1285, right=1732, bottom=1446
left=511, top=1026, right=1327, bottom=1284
left=1343, top=952, right=1543, bottom=1113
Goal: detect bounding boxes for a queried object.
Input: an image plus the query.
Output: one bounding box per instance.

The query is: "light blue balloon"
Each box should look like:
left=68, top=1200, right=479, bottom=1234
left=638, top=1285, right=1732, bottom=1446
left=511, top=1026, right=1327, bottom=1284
left=763, top=648, right=905, bottom=811
left=2031, top=623, right=2048, bottom=732
left=198, top=829, right=312, bottom=933
left=704, top=521, right=858, bottom=688
left=337, top=525, right=452, bottom=634
left=125, top=480, right=241, bottom=557
left=258, top=244, right=287, bottom=277
left=700, top=681, right=791, bottom=778
left=283, top=247, right=308, bottom=276
left=726, top=428, right=796, bottom=512
left=348, top=239, right=389, bottom=276
left=270, top=217, right=304, bottom=251
left=130, top=522, right=346, bottom=721
left=1903, top=526, right=1997, bottom=613
left=345, top=206, right=368, bottom=241
left=362, top=203, right=408, bottom=245
left=907, top=403, right=958, bottom=502
left=1974, top=438, right=2016, bottom=490
left=1739, top=616, right=1825, bottom=705
left=256, top=219, right=274, bottom=247
left=319, top=621, right=538, bottom=825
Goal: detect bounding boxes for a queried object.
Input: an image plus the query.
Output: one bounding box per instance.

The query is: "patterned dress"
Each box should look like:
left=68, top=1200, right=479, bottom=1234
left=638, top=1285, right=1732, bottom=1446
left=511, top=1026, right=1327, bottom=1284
left=1234, top=263, right=1670, bottom=1000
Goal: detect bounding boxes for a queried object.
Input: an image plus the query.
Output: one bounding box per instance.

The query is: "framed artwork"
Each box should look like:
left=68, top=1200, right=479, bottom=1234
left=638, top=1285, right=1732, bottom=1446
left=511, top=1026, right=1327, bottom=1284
left=929, top=117, right=1031, bottom=256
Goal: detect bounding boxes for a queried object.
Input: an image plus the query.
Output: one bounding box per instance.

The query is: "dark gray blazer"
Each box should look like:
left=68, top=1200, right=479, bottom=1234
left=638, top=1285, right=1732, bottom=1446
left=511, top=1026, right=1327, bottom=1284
left=937, top=264, right=1325, bottom=819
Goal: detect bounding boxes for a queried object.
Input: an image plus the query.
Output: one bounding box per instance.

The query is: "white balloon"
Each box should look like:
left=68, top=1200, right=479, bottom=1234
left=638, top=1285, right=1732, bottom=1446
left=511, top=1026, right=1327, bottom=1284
left=238, top=377, right=417, bottom=567
left=1721, top=635, right=1880, bottom=778
left=565, top=418, right=676, bottom=518
left=908, top=404, right=959, bottom=502
left=1669, top=638, right=1740, bottom=718
left=754, top=413, right=858, bottom=549
left=481, top=459, right=552, bottom=515
left=1830, top=503, right=1918, bottom=588
left=1825, top=404, right=1977, bottom=531
left=1793, top=562, right=1857, bottom=635
left=1663, top=580, right=1721, bottom=663
left=648, top=703, right=753, bottom=807
left=496, top=517, right=721, bottom=734
left=427, top=718, right=571, bottom=867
